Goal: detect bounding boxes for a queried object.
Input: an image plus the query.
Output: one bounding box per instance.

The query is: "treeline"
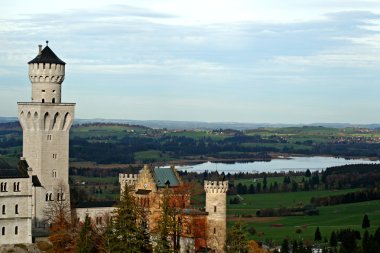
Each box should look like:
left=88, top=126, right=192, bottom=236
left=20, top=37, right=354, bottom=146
left=256, top=205, right=319, bottom=217
left=311, top=188, right=380, bottom=207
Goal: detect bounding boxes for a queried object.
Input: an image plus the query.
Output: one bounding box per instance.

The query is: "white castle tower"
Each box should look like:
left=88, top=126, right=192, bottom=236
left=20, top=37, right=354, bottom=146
left=17, top=42, right=75, bottom=231
left=204, top=180, right=228, bottom=253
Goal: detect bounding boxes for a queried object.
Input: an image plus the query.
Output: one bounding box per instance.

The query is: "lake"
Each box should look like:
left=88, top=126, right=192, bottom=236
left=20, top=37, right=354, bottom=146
left=177, top=156, right=380, bottom=173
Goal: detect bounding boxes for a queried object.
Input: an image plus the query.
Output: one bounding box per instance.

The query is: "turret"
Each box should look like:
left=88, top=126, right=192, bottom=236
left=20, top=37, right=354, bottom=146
left=204, top=180, right=228, bottom=253
left=28, top=41, right=65, bottom=104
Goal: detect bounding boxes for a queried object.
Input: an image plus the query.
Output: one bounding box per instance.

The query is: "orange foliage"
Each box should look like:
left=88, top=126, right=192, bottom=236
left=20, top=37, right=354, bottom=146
left=248, top=240, right=269, bottom=253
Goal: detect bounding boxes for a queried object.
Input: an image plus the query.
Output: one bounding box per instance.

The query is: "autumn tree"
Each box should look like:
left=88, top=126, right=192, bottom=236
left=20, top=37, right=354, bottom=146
left=46, top=184, right=77, bottom=253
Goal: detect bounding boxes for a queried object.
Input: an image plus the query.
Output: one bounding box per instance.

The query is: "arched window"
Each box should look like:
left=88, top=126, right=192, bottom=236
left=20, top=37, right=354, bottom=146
left=17, top=182, right=20, bottom=191
left=49, top=193, right=53, bottom=201
left=15, top=204, right=18, bottom=214
left=15, top=226, right=18, bottom=235
left=45, top=193, right=49, bottom=201
left=52, top=98, right=55, bottom=103
left=60, top=193, right=64, bottom=201
left=3, top=183, right=6, bottom=192
left=42, top=98, right=45, bottom=103
left=0, top=182, right=3, bottom=192
left=57, top=193, right=60, bottom=201
left=1, top=227, right=4, bottom=235
left=214, top=227, right=216, bottom=234
left=13, top=182, right=17, bottom=192
left=2, top=205, right=5, bottom=215
left=214, top=206, right=217, bottom=212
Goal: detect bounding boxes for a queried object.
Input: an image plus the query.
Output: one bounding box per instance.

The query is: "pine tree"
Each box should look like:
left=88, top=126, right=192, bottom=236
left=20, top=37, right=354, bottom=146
left=105, top=184, right=147, bottom=252
left=362, top=229, right=370, bottom=253
left=226, top=221, right=248, bottom=253
left=280, top=239, right=289, bottom=253
left=154, top=187, right=173, bottom=253
left=75, top=215, right=95, bottom=253
left=314, top=227, right=322, bottom=242
left=329, top=231, right=337, bottom=248
left=362, top=214, right=370, bottom=229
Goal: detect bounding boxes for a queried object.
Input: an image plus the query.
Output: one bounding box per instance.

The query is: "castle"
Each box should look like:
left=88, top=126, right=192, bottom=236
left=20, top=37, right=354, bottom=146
left=0, top=43, right=228, bottom=252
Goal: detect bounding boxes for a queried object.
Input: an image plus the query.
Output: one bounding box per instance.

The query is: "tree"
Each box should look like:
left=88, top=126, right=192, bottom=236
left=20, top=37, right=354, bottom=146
left=362, top=229, right=370, bottom=253
left=280, top=239, right=289, bottom=253
left=226, top=221, right=248, bottom=253
left=154, top=187, right=173, bottom=253
left=105, top=184, right=148, bottom=252
left=314, top=227, right=322, bottom=242
left=329, top=231, right=337, bottom=248
left=75, top=215, right=96, bottom=253
left=46, top=184, right=77, bottom=253
left=305, top=169, right=311, bottom=177
left=362, top=214, right=370, bottom=229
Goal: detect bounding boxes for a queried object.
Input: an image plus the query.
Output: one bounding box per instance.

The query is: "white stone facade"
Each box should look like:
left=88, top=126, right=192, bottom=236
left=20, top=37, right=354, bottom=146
left=17, top=44, right=75, bottom=232
left=0, top=166, right=33, bottom=245
left=76, top=207, right=116, bottom=227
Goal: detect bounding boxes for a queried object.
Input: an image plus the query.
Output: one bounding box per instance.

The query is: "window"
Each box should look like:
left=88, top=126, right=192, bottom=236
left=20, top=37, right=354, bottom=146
left=42, top=99, right=45, bottom=103
left=45, top=193, right=49, bottom=201
left=1, top=227, right=4, bottom=235
left=2, top=205, right=5, bottom=215
left=47, top=135, right=52, bottom=141
left=49, top=193, right=53, bottom=201
left=15, top=226, right=18, bottom=235
left=3, top=183, right=6, bottom=192
left=52, top=170, right=57, bottom=178
left=214, top=228, right=216, bottom=234
left=52, top=98, right=55, bottom=103
left=0, top=182, right=3, bottom=192
left=42, top=90, right=45, bottom=92
left=15, top=204, right=18, bottom=214
left=53, top=154, right=57, bottom=159
left=13, top=182, right=20, bottom=192
left=214, top=206, right=217, bottom=212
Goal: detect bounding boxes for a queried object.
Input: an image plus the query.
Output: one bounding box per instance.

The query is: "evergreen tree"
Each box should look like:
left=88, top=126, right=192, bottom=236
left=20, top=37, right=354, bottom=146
left=75, top=215, right=95, bottom=253
left=362, top=214, right=370, bottom=229
left=105, top=184, right=147, bottom=252
left=154, top=187, right=173, bottom=253
left=329, top=231, right=337, bottom=248
left=280, top=239, right=289, bottom=253
left=263, top=175, right=268, bottom=192
left=226, top=221, right=248, bottom=253
left=362, top=229, right=370, bottom=253
left=305, top=169, right=312, bottom=177
left=314, top=227, right=322, bottom=242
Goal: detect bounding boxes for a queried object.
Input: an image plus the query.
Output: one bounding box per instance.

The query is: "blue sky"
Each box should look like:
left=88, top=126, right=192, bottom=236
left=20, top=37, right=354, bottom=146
left=1, top=0, right=380, bottom=123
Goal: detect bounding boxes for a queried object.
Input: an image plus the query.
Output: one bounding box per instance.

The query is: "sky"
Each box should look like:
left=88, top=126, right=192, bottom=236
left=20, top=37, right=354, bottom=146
left=1, top=0, right=380, bottom=124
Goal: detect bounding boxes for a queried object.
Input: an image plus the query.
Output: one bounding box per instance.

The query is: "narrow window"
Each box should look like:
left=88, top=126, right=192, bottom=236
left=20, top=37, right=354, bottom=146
left=47, top=135, right=52, bottom=141
left=45, top=193, right=49, bottom=201
left=15, top=226, right=18, bottom=235
left=214, top=206, right=217, bottom=212
left=214, top=227, right=216, bottom=234
left=13, top=182, right=17, bottom=192
left=42, top=99, right=45, bottom=103
left=15, top=204, right=18, bottom=214
left=53, top=154, right=57, bottom=159
left=0, top=182, right=3, bottom=192
left=52, top=98, right=55, bottom=103
left=3, top=183, right=6, bottom=192
left=16, top=182, right=20, bottom=191
left=57, top=193, right=60, bottom=201
left=1, top=227, right=4, bottom=235
left=49, top=193, right=53, bottom=201
left=42, top=90, right=45, bottom=92
left=2, top=205, right=5, bottom=215
left=61, top=193, right=64, bottom=200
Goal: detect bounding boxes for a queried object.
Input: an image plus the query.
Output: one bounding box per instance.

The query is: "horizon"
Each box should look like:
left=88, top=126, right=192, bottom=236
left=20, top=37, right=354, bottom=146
left=1, top=1, right=380, bottom=124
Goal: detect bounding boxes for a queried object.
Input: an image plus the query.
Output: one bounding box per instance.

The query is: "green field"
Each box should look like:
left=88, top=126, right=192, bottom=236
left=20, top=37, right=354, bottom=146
left=227, top=190, right=380, bottom=243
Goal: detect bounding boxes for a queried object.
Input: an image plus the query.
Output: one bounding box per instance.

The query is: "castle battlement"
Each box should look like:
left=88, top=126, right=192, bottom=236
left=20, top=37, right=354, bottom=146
left=204, top=180, right=228, bottom=193
left=29, top=63, right=65, bottom=84
left=119, top=173, right=139, bottom=190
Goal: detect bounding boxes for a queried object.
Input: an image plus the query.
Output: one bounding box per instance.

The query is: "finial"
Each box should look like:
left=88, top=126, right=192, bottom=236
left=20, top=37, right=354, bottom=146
left=46, top=40, right=49, bottom=46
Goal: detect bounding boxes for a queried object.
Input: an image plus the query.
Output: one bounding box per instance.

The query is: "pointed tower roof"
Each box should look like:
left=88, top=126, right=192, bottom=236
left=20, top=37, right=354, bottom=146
left=28, top=43, right=66, bottom=65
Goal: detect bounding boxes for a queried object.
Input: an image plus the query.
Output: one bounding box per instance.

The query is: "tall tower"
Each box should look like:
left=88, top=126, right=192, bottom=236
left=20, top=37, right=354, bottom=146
left=204, top=180, right=228, bottom=253
left=17, top=42, right=75, bottom=231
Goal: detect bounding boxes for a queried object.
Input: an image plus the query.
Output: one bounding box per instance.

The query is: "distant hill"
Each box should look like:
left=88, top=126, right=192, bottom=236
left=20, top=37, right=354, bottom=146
left=1, top=116, right=380, bottom=130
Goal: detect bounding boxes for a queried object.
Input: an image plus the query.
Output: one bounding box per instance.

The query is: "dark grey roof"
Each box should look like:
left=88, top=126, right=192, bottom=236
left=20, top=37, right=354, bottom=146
left=152, top=167, right=180, bottom=188
left=76, top=201, right=117, bottom=208
left=28, top=46, right=66, bottom=65
left=0, top=158, right=29, bottom=179
left=32, top=176, right=42, bottom=187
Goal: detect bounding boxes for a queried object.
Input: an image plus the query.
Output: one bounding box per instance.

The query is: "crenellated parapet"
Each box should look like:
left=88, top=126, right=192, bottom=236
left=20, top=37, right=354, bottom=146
left=204, top=180, right=228, bottom=193
left=28, top=63, right=65, bottom=84
left=119, top=173, right=139, bottom=187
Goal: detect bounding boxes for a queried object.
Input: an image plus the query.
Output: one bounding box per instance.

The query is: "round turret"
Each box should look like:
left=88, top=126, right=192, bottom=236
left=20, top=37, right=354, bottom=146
left=28, top=42, right=66, bottom=104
